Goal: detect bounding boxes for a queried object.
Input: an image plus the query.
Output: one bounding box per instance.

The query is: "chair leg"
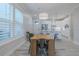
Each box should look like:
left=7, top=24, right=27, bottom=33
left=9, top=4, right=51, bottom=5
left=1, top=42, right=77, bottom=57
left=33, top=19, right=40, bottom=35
left=28, top=45, right=31, bottom=54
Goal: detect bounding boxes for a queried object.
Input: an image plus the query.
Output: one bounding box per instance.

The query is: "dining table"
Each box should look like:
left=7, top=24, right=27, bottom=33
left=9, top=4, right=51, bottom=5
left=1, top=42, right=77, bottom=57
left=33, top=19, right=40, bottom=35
left=30, top=34, right=56, bottom=56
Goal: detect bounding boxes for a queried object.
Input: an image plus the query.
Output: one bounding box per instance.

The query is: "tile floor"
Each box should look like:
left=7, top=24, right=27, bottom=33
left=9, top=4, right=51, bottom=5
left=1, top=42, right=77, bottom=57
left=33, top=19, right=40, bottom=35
left=11, top=39, right=79, bottom=56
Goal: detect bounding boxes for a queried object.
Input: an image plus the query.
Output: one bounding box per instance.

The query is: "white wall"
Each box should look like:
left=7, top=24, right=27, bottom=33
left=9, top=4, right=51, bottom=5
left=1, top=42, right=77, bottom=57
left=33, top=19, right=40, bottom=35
left=33, top=20, right=40, bottom=34
left=71, top=7, right=79, bottom=45
left=23, top=15, right=33, bottom=33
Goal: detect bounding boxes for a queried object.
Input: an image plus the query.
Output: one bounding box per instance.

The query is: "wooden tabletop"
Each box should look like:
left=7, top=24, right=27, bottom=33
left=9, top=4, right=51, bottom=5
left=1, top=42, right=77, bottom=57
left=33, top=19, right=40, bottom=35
left=31, top=34, right=53, bottom=40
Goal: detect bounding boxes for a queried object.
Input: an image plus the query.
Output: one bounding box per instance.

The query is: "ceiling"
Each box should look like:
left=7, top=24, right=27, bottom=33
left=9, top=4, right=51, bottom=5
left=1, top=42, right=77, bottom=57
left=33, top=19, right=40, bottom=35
left=12, top=3, right=79, bottom=19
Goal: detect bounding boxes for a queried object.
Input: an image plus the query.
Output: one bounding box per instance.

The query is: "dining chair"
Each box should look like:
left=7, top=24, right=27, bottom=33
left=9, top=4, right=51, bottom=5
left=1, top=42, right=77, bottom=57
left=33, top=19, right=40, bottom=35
left=26, top=32, right=34, bottom=54
left=37, top=39, right=48, bottom=56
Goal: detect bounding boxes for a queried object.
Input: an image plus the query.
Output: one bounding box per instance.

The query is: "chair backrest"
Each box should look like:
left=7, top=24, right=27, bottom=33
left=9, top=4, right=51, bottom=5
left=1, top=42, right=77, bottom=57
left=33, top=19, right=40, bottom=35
left=26, top=32, right=34, bottom=42
left=37, top=39, right=48, bottom=56
left=37, top=39, right=46, bottom=48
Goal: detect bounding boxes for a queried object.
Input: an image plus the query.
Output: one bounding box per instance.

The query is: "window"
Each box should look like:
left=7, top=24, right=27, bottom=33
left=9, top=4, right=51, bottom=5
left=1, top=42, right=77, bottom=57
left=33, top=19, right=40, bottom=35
left=15, top=9, right=23, bottom=36
left=0, top=3, right=23, bottom=41
left=0, top=4, right=13, bottom=40
left=15, top=9, right=23, bottom=24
